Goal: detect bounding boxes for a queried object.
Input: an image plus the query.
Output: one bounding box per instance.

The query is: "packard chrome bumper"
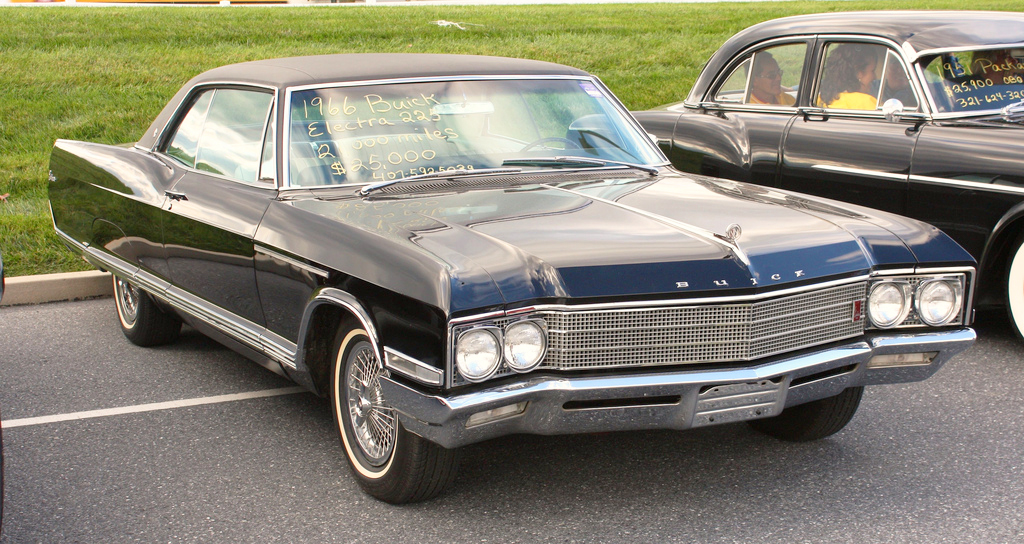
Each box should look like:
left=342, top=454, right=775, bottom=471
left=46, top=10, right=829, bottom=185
left=379, top=328, right=975, bottom=449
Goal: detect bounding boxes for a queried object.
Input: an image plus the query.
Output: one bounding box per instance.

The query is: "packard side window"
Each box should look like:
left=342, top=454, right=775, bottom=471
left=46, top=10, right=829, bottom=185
left=876, top=50, right=919, bottom=111
left=712, top=43, right=805, bottom=106
left=818, top=43, right=888, bottom=111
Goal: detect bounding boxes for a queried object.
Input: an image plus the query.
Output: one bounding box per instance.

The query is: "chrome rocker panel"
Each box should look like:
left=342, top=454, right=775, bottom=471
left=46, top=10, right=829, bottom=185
left=380, top=328, right=975, bottom=449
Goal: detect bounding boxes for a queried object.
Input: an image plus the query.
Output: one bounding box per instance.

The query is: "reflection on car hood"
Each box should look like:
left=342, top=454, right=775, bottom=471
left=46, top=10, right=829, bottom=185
left=293, top=171, right=962, bottom=309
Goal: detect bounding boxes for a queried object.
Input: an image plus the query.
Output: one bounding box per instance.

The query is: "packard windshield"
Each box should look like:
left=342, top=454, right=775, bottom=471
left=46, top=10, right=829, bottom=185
left=922, top=48, right=1024, bottom=114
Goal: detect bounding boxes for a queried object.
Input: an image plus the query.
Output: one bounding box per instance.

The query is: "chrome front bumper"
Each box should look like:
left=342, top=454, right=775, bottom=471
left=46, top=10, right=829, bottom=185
left=379, top=328, right=975, bottom=449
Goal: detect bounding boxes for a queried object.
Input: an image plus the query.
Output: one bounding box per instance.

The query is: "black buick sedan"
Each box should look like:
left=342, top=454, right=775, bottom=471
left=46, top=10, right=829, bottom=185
left=50, top=54, right=975, bottom=503
left=634, top=11, right=1024, bottom=340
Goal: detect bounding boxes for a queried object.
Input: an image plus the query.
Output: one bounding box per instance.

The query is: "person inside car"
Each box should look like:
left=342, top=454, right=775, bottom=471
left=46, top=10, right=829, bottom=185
left=820, top=43, right=881, bottom=110
left=748, top=52, right=796, bottom=105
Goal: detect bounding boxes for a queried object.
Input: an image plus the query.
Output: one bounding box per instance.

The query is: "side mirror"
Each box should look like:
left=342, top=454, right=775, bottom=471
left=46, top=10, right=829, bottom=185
left=881, top=98, right=905, bottom=123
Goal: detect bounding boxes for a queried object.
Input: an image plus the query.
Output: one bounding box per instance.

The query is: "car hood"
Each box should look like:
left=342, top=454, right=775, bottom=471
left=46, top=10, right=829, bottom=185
left=290, top=170, right=964, bottom=313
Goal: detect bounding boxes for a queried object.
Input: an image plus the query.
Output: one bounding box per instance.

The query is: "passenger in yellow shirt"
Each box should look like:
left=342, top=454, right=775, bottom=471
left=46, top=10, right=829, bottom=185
left=820, top=44, right=879, bottom=110
left=748, top=53, right=796, bottom=106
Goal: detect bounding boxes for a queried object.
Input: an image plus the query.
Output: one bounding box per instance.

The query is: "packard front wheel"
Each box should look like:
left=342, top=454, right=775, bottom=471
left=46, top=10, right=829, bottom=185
left=1006, top=235, right=1024, bottom=341
left=748, top=386, right=864, bottom=442
left=113, top=275, right=181, bottom=347
left=331, top=329, right=458, bottom=503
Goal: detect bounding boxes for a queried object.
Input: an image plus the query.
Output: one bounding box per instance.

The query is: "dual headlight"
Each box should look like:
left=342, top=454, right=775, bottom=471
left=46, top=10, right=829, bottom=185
left=455, top=319, right=547, bottom=382
left=867, top=277, right=964, bottom=329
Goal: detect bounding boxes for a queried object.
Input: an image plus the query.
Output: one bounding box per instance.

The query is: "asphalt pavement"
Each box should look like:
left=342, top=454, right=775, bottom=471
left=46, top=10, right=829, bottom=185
left=1, top=298, right=1022, bottom=543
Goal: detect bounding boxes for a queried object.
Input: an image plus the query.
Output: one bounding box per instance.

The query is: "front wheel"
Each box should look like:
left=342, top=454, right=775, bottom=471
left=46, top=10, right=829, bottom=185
left=748, top=386, right=864, bottom=442
left=113, top=275, right=181, bottom=347
left=331, top=329, right=459, bottom=503
left=1006, top=234, right=1024, bottom=341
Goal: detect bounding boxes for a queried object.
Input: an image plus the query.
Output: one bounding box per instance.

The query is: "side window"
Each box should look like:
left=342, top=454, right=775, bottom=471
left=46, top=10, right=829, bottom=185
left=877, top=49, right=919, bottom=111
left=258, top=112, right=276, bottom=183
left=712, top=43, right=806, bottom=106
left=166, top=90, right=213, bottom=167
left=714, top=57, right=752, bottom=104
left=819, top=42, right=898, bottom=111
left=164, top=88, right=274, bottom=183
left=196, top=89, right=274, bottom=183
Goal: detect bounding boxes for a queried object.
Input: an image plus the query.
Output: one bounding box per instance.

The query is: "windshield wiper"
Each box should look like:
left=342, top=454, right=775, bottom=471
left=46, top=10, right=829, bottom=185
left=359, top=167, right=523, bottom=196
left=1002, top=100, right=1024, bottom=123
left=501, top=156, right=660, bottom=176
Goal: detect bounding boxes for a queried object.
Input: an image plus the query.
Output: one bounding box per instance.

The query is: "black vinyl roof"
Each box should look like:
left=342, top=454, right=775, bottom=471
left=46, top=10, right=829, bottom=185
left=138, top=53, right=589, bottom=150
left=189, top=53, right=589, bottom=88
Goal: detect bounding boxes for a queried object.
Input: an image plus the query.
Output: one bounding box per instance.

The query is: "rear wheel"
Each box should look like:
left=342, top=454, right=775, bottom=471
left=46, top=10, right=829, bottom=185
left=1006, top=235, right=1024, bottom=341
left=113, top=275, right=181, bottom=346
left=331, top=328, right=458, bottom=503
left=748, top=387, right=864, bottom=442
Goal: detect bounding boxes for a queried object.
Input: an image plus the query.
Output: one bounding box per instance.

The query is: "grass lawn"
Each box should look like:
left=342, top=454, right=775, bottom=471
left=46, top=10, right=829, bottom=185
left=1, top=1, right=1019, bottom=276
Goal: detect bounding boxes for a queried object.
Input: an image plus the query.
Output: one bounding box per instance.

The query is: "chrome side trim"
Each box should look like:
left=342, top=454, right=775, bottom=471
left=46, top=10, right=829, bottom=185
left=543, top=183, right=753, bottom=266
left=297, top=287, right=382, bottom=370
left=811, top=164, right=908, bottom=181
left=255, top=245, right=329, bottom=278
left=54, top=227, right=298, bottom=369
left=384, top=348, right=444, bottom=386
left=910, top=174, right=1024, bottom=196
left=261, top=330, right=299, bottom=370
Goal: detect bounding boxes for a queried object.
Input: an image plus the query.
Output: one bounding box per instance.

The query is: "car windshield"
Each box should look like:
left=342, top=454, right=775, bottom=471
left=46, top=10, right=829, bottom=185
left=921, top=48, right=1024, bottom=114
left=286, top=78, right=662, bottom=187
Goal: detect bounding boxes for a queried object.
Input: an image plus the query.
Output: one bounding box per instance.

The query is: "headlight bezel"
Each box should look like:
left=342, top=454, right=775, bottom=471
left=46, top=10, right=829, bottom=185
left=452, top=316, right=549, bottom=384
left=866, top=270, right=971, bottom=330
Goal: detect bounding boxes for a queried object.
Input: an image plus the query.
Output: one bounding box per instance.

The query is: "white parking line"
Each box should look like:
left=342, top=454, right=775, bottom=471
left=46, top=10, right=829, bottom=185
left=1, top=386, right=307, bottom=429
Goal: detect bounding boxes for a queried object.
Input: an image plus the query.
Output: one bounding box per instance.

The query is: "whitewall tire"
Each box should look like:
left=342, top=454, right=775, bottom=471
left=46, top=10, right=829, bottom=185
left=331, top=328, right=459, bottom=503
left=1007, top=235, right=1024, bottom=341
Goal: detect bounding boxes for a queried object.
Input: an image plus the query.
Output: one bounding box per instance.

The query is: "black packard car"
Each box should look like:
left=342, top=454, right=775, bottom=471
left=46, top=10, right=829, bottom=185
left=633, top=11, right=1024, bottom=340
left=50, top=54, right=976, bottom=503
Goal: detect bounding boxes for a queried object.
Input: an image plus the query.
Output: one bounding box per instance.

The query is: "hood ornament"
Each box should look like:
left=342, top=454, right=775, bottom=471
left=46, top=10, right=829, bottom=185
left=715, top=223, right=743, bottom=244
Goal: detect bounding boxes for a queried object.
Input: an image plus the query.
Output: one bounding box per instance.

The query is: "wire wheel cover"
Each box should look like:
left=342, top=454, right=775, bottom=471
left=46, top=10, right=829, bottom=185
left=346, top=344, right=397, bottom=466
left=115, top=278, right=139, bottom=325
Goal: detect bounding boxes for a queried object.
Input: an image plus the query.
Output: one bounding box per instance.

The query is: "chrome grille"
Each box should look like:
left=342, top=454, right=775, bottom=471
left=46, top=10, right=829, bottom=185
left=543, top=282, right=866, bottom=369
left=450, top=281, right=867, bottom=385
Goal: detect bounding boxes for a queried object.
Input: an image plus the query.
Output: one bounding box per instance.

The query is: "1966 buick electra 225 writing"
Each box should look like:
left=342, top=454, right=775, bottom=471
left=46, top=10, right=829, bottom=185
left=49, top=54, right=976, bottom=503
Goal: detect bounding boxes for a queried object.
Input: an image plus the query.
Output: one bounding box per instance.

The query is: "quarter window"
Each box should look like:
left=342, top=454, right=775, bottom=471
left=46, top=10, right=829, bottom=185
left=165, top=88, right=275, bottom=183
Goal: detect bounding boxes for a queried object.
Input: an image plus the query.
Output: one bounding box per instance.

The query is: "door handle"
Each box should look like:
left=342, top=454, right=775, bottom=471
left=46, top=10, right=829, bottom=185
left=799, top=107, right=828, bottom=122
left=165, top=190, right=188, bottom=202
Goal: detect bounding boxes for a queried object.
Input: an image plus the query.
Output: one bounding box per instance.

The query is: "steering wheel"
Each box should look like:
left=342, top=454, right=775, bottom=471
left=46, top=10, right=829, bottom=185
left=520, top=137, right=583, bottom=152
